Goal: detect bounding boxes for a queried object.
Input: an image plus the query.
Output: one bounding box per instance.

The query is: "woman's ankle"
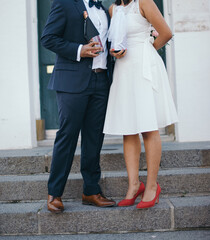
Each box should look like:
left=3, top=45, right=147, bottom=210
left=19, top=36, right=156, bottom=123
left=125, top=182, right=140, bottom=198
left=128, top=180, right=140, bottom=189
left=145, top=182, right=157, bottom=191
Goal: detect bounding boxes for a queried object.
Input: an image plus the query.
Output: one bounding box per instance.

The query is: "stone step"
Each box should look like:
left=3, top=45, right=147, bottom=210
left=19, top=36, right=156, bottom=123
left=1, top=142, right=210, bottom=175
left=0, top=168, right=210, bottom=202
left=0, top=196, right=209, bottom=236
left=0, top=230, right=210, bottom=240
left=38, top=132, right=174, bottom=147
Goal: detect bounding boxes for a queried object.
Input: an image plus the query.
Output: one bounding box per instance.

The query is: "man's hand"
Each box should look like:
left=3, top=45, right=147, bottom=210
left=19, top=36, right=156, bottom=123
left=80, top=42, right=102, bottom=58
left=110, top=49, right=127, bottom=59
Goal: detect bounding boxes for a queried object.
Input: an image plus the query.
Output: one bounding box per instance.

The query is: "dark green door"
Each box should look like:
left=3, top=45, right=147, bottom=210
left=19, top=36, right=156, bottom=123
left=38, top=0, right=165, bottom=130
left=38, top=0, right=58, bottom=129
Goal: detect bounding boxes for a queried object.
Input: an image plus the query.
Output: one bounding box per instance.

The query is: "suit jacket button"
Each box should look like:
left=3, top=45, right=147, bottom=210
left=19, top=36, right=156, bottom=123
left=88, top=65, right=91, bottom=68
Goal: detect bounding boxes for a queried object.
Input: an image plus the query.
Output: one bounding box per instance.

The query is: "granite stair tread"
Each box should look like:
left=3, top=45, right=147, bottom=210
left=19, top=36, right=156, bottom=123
left=0, top=142, right=210, bottom=175
left=1, top=231, right=210, bottom=240
left=0, top=195, right=209, bottom=235
left=0, top=167, right=210, bottom=201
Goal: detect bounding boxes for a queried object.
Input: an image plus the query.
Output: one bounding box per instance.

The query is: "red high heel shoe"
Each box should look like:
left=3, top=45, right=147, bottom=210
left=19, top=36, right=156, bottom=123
left=136, top=183, right=161, bottom=209
left=118, top=182, right=145, bottom=207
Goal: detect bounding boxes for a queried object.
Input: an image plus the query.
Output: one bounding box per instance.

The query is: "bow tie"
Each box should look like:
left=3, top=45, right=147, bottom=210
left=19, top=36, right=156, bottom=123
left=89, top=0, right=102, bottom=9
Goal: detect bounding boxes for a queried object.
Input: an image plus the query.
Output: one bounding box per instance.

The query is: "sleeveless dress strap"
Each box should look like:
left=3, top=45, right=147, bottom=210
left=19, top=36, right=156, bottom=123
left=136, top=0, right=140, bottom=10
left=134, top=0, right=149, bottom=23
left=112, top=4, right=117, bottom=16
left=134, top=0, right=140, bottom=14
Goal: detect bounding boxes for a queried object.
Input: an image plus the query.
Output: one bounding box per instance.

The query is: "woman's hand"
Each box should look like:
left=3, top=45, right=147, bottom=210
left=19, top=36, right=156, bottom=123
left=110, top=49, right=127, bottom=59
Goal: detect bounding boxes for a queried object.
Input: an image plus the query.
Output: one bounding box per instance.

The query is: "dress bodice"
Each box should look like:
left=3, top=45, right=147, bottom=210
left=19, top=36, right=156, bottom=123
left=113, top=0, right=151, bottom=44
left=112, top=0, right=159, bottom=92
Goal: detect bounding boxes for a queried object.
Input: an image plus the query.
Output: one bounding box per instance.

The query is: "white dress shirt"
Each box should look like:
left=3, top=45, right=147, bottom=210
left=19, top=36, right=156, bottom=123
left=77, top=0, right=108, bottom=69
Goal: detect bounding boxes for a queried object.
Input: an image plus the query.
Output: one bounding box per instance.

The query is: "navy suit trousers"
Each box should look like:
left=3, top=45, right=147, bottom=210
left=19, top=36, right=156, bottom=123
left=48, top=71, right=110, bottom=197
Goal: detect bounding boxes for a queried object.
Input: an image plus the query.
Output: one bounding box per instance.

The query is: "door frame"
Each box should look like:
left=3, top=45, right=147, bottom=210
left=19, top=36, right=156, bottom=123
left=24, top=0, right=41, bottom=146
left=163, top=0, right=178, bottom=136
left=163, top=0, right=177, bottom=103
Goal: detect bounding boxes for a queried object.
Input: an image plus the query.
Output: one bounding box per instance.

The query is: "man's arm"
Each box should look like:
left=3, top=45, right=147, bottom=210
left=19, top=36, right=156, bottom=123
left=41, top=0, right=79, bottom=61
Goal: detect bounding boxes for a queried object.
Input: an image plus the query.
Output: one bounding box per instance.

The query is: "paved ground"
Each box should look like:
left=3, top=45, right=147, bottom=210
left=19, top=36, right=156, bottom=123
left=1, top=231, right=210, bottom=240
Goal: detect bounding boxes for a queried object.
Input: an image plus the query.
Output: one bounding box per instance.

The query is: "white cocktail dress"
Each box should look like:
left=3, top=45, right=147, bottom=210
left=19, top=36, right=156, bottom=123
left=103, top=0, right=178, bottom=135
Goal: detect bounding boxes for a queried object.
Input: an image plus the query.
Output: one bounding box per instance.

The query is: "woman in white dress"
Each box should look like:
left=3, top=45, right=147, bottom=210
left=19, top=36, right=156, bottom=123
left=103, top=0, right=178, bottom=209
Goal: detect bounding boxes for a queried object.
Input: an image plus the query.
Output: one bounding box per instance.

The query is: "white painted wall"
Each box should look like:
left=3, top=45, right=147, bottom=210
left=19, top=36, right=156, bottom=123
left=172, top=0, right=210, bottom=141
left=0, top=0, right=39, bottom=149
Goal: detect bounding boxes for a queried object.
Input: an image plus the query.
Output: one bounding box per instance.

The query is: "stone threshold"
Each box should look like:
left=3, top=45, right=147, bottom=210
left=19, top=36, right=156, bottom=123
left=38, top=134, right=175, bottom=147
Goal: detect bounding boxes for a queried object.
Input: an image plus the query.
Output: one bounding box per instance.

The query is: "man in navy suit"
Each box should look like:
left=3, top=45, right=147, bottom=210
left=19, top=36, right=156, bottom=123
left=41, top=0, right=116, bottom=213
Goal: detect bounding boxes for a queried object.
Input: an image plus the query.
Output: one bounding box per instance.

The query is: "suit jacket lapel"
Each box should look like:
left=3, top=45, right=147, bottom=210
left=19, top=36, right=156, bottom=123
left=74, top=0, right=87, bottom=16
left=74, top=0, right=110, bottom=27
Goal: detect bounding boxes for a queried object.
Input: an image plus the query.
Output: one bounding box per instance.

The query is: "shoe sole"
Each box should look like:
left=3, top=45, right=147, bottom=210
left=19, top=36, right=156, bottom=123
left=136, top=202, right=159, bottom=210
left=117, top=204, right=134, bottom=207
left=48, top=208, right=64, bottom=214
left=82, top=201, right=116, bottom=208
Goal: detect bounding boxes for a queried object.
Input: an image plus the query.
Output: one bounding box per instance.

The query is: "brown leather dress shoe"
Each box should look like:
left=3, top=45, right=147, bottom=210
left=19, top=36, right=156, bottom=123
left=47, top=195, right=64, bottom=213
left=82, top=193, right=116, bottom=207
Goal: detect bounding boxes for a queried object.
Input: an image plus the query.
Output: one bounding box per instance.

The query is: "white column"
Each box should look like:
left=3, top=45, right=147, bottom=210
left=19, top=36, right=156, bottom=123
left=163, top=0, right=178, bottom=101
left=0, top=0, right=40, bottom=149
left=26, top=0, right=41, bottom=122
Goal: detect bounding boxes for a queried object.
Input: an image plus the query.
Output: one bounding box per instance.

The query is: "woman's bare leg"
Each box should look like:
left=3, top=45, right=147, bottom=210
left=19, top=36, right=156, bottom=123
left=123, top=134, right=141, bottom=199
left=142, top=130, right=162, bottom=201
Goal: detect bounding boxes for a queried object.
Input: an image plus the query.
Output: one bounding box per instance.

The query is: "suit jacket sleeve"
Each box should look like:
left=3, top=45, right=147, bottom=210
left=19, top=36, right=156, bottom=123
left=41, top=0, right=79, bottom=61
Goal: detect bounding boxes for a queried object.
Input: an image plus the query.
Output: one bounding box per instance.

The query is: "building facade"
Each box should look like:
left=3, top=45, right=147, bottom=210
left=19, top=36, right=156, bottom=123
left=0, top=0, right=210, bottom=150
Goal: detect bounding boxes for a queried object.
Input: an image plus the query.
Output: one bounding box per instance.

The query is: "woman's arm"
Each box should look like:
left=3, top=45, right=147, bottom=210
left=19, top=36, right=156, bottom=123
left=139, top=0, right=172, bottom=50
left=109, top=4, right=114, bottom=18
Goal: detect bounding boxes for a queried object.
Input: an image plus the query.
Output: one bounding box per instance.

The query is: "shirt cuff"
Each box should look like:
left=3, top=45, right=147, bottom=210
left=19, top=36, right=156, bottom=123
left=76, top=44, right=83, bottom=61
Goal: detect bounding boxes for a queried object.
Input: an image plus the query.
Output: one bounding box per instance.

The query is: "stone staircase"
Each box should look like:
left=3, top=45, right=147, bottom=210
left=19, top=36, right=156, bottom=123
left=0, top=142, right=210, bottom=236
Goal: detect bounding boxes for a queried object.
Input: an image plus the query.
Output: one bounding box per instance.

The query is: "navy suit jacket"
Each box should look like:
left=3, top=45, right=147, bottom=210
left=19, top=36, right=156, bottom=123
left=41, top=0, right=113, bottom=93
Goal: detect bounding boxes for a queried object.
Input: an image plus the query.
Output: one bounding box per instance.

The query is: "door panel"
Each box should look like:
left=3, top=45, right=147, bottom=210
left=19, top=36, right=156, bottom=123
left=38, top=0, right=165, bottom=130
left=38, top=0, right=58, bottom=129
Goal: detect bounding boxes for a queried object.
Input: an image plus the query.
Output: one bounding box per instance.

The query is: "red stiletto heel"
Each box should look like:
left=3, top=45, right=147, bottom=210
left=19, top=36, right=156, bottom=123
left=136, top=183, right=161, bottom=209
left=118, top=182, right=145, bottom=207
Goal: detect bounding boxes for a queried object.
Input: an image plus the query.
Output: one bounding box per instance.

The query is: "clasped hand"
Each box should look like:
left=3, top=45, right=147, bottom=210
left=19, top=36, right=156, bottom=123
left=80, top=42, right=101, bottom=58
